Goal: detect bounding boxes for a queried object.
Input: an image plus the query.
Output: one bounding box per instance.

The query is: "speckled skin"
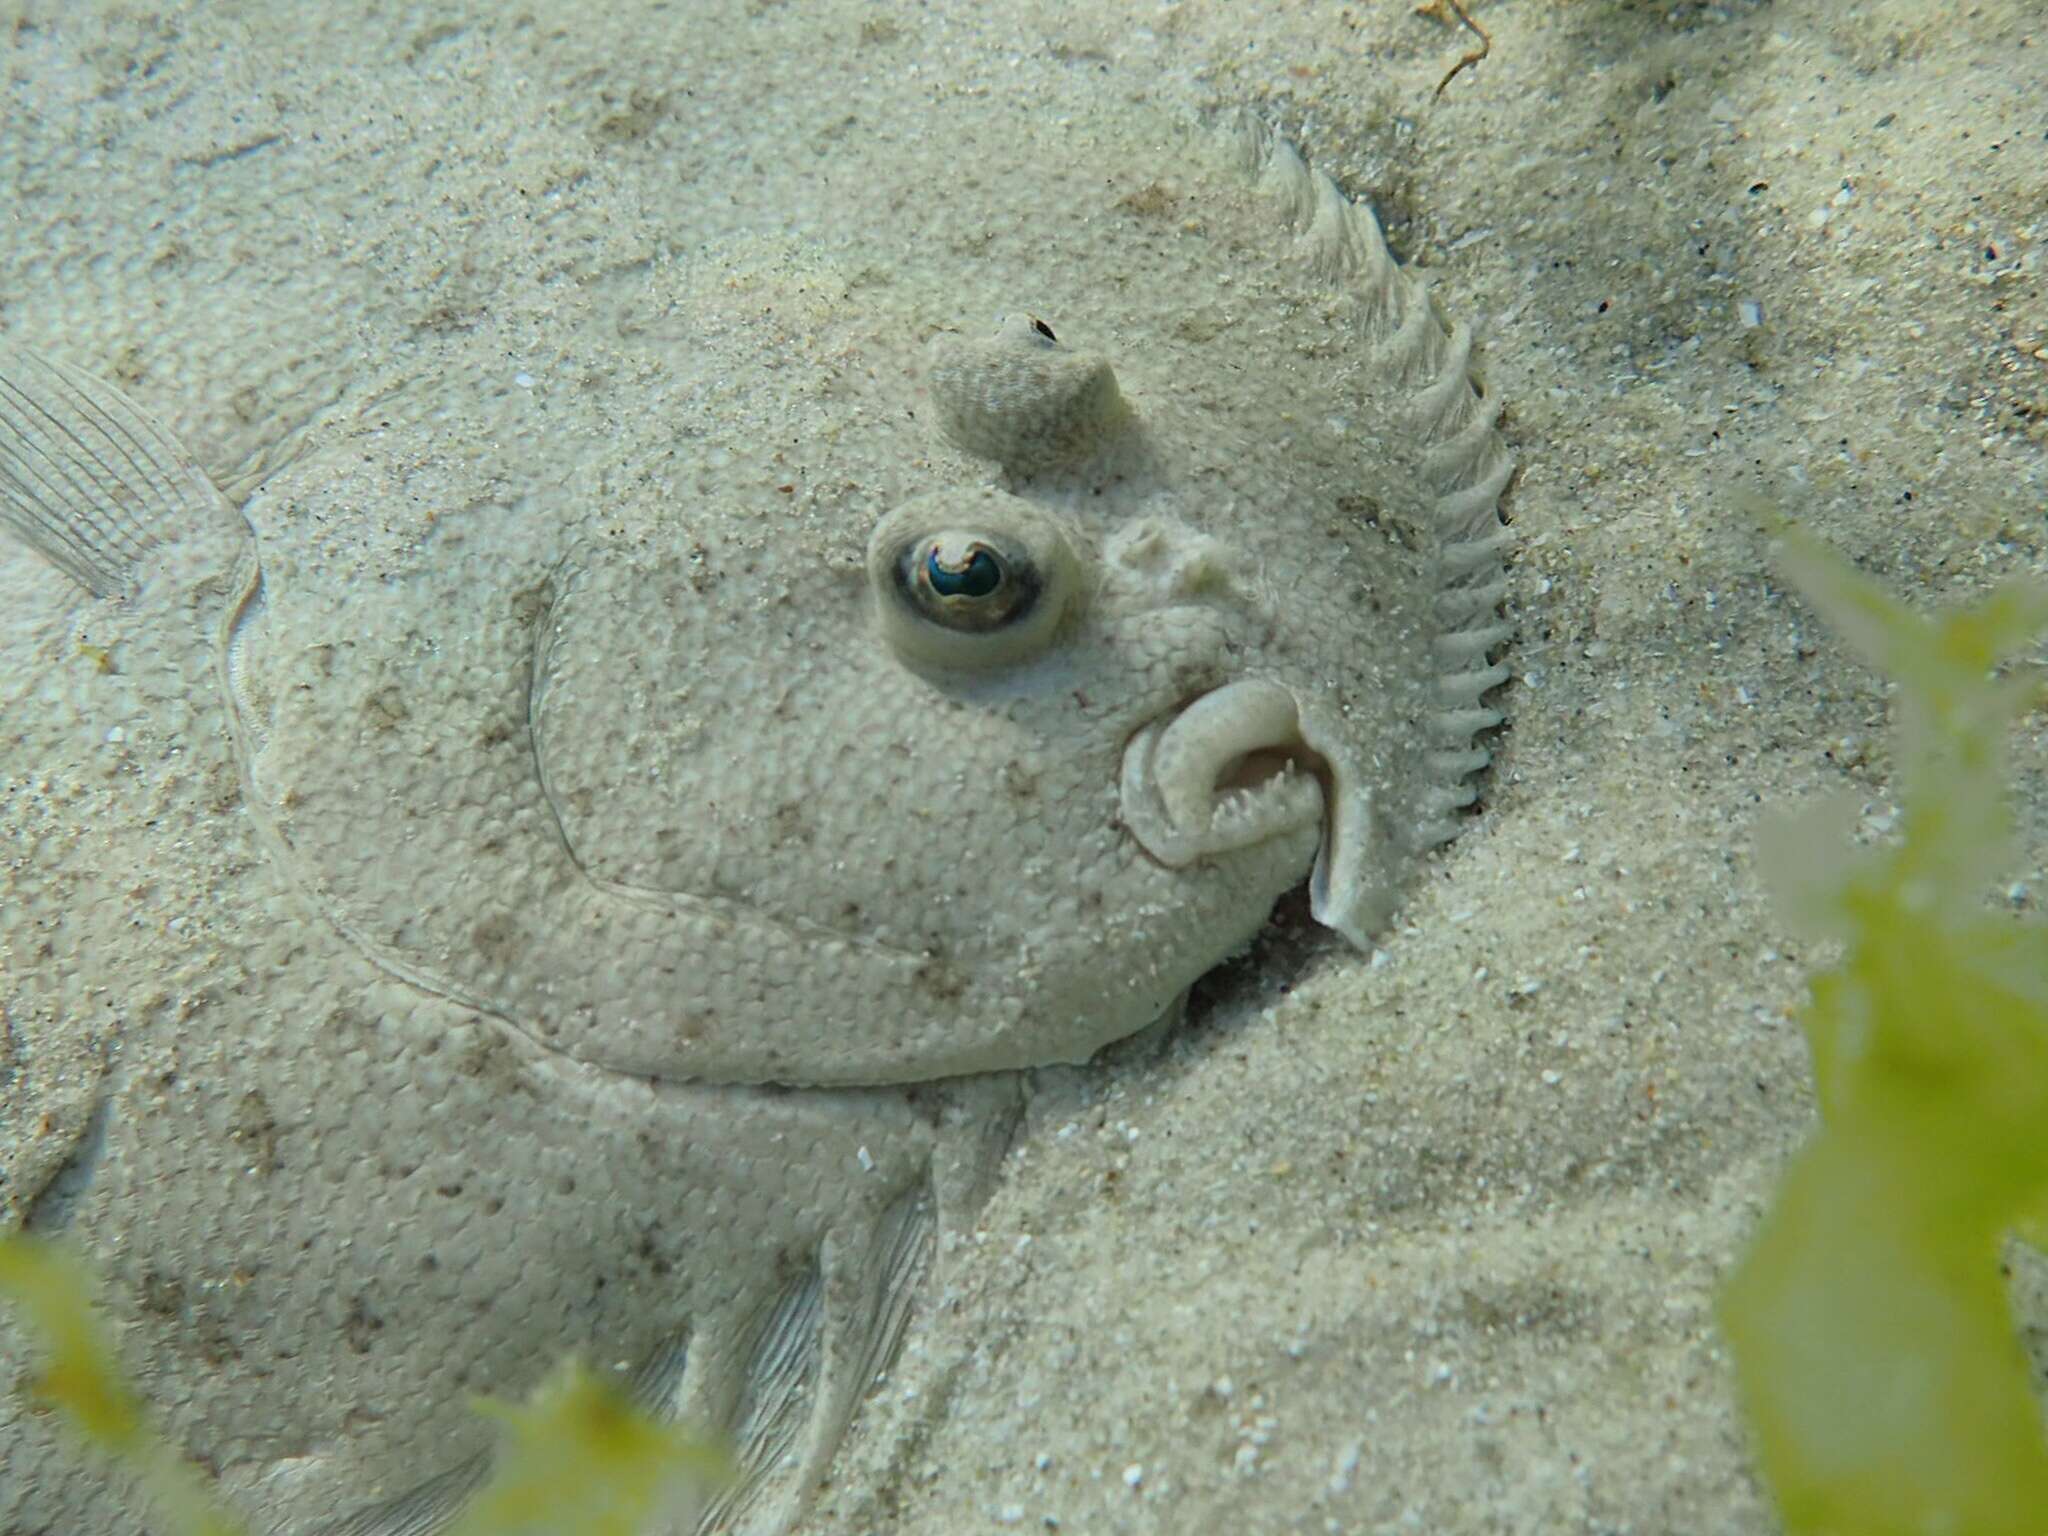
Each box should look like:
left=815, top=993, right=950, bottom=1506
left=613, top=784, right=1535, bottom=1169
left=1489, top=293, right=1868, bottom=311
left=0, top=16, right=1508, bottom=1533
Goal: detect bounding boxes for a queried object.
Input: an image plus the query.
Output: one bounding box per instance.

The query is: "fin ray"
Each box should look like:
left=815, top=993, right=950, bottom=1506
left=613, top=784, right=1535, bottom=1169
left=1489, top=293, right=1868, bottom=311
left=0, top=348, right=234, bottom=596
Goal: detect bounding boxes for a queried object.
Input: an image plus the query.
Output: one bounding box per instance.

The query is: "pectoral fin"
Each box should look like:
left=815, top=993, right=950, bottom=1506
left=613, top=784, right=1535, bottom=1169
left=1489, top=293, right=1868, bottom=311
left=0, top=348, right=243, bottom=596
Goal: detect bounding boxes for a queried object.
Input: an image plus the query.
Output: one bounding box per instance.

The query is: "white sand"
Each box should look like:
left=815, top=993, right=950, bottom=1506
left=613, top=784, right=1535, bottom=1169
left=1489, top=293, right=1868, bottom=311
left=3, top=1, right=2044, bottom=1532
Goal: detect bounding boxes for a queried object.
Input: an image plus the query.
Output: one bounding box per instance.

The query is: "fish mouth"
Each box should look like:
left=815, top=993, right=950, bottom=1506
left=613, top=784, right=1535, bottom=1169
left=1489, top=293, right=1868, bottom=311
left=1118, top=679, right=1380, bottom=949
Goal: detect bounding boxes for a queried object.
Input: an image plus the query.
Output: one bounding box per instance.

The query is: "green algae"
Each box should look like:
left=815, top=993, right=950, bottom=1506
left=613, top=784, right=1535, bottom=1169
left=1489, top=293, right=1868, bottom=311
left=0, top=1236, right=240, bottom=1536
left=1720, top=524, right=2048, bottom=1533
left=448, top=1361, right=729, bottom=1536
left=0, top=1233, right=727, bottom=1535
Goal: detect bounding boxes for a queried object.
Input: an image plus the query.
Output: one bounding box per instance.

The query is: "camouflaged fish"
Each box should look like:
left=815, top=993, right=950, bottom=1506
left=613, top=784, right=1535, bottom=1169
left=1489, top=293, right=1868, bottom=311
left=0, top=112, right=1511, bottom=1534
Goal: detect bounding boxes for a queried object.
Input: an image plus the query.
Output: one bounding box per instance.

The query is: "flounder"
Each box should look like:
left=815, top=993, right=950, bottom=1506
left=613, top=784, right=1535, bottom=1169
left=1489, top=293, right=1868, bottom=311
left=0, top=113, right=1511, bottom=1533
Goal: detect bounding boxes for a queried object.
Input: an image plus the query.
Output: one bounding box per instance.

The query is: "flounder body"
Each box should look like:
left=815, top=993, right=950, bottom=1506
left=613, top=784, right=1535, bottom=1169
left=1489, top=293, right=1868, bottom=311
left=0, top=110, right=1510, bottom=1533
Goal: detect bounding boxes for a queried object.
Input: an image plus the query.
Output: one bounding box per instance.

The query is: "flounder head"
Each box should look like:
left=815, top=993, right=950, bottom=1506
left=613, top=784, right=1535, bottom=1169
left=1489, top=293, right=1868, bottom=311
left=195, top=121, right=1509, bottom=1093
left=557, top=225, right=1510, bottom=1082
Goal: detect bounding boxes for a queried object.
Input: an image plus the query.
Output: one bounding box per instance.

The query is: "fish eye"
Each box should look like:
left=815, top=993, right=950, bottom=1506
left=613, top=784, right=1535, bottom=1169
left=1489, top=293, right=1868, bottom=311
left=900, top=534, right=1037, bottom=631
left=868, top=489, right=1085, bottom=670
left=926, top=543, right=1002, bottom=599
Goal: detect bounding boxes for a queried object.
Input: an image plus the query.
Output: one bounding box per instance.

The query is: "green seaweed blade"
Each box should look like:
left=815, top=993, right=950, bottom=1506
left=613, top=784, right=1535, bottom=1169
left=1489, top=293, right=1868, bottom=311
left=1721, top=528, right=2048, bottom=1534
left=0, top=1233, right=726, bottom=1535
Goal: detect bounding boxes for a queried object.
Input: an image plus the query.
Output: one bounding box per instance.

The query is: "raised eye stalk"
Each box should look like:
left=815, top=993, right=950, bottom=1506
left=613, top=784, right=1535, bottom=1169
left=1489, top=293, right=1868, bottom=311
left=926, top=313, right=1131, bottom=476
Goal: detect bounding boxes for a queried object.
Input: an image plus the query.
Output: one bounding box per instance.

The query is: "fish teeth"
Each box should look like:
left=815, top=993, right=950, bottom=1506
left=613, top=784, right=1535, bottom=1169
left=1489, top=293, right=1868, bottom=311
left=1208, top=766, right=1318, bottom=840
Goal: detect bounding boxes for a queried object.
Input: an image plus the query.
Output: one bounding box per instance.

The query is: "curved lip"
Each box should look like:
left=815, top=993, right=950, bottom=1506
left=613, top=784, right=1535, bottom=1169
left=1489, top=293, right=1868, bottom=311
left=1117, top=679, right=1319, bottom=862
left=1117, top=678, right=1379, bottom=949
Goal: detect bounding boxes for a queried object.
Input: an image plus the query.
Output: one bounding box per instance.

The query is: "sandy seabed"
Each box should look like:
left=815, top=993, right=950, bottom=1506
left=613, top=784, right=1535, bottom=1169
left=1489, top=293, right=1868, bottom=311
left=3, top=2, right=2045, bottom=1533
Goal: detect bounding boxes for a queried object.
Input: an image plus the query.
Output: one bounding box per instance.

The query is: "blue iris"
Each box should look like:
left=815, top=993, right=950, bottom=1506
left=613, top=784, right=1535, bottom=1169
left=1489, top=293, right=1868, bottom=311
left=926, top=546, right=1002, bottom=599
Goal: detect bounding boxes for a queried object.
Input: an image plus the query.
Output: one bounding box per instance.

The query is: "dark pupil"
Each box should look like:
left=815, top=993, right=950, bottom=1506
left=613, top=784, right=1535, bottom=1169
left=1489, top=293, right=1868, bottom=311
left=927, top=546, right=1002, bottom=599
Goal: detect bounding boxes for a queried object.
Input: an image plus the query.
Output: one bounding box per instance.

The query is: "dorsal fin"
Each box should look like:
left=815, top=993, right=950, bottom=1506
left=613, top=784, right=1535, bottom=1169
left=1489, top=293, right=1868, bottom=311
left=1228, top=113, right=1516, bottom=852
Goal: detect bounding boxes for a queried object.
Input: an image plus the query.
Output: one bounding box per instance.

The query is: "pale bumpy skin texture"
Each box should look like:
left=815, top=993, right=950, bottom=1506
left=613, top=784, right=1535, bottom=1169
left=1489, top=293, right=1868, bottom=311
left=0, top=16, right=1509, bottom=1535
